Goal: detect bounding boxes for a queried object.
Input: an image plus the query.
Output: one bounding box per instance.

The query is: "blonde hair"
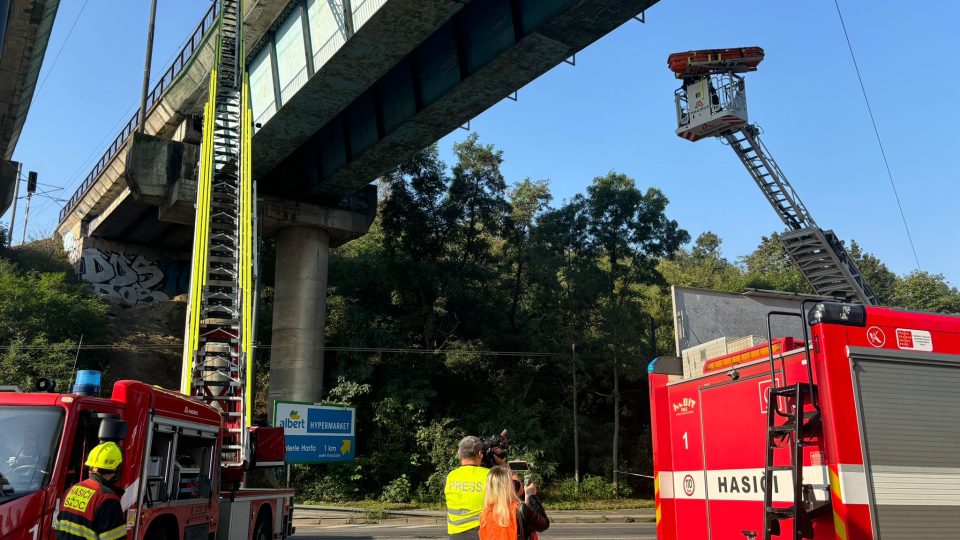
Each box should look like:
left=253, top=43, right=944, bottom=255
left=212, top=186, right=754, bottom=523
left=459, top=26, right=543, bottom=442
left=483, top=465, right=519, bottom=527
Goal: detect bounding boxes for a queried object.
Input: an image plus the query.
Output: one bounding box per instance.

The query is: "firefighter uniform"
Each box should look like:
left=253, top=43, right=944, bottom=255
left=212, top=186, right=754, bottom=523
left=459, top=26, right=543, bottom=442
left=444, top=465, right=488, bottom=537
left=54, top=443, right=126, bottom=540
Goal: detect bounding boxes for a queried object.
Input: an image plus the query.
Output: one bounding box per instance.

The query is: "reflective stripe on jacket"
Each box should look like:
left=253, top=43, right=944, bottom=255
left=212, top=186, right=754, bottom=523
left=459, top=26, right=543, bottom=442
left=54, top=477, right=126, bottom=540
left=444, top=465, right=489, bottom=534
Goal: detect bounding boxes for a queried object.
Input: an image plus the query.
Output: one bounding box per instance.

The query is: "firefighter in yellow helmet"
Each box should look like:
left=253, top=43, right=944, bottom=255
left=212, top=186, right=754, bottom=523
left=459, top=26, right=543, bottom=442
left=54, top=442, right=127, bottom=540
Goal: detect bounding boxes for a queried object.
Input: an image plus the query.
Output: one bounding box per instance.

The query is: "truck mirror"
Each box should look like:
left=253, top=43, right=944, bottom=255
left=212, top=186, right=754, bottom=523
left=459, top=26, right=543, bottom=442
left=99, top=418, right=128, bottom=442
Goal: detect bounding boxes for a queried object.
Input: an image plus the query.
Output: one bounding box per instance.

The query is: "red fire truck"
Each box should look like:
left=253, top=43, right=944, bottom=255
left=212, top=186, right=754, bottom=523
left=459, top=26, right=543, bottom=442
left=0, top=0, right=308, bottom=534
left=650, top=296, right=960, bottom=539
left=0, top=0, right=296, bottom=537
left=0, top=380, right=293, bottom=539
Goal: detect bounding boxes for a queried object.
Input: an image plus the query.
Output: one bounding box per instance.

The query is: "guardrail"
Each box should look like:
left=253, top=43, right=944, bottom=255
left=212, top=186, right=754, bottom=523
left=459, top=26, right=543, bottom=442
left=59, top=2, right=220, bottom=223
left=352, top=0, right=386, bottom=31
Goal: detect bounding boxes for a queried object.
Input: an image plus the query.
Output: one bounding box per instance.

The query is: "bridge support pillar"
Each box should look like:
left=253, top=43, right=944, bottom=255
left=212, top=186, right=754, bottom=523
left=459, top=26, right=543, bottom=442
left=269, top=226, right=330, bottom=405
left=261, top=186, right=376, bottom=412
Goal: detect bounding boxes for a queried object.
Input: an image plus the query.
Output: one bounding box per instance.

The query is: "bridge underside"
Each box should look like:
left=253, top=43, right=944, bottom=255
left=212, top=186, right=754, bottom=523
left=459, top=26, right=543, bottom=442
left=0, top=0, right=58, bottom=216
left=86, top=191, right=193, bottom=249
left=256, top=0, right=658, bottom=203
left=59, top=0, right=659, bottom=253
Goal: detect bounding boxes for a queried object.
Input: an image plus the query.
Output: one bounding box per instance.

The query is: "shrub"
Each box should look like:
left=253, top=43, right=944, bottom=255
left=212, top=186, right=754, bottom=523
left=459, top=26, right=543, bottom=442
left=380, top=475, right=412, bottom=503
left=543, top=474, right=633, bottom=501
left=293, top=463, right=363, bottom=502
left=543, top=476, right=581, bottom=502
left=0, top=255, right=110, bottom=388
left=415, top=418, right=462, bottom=501
left=581, top=474, right=633, bottom=498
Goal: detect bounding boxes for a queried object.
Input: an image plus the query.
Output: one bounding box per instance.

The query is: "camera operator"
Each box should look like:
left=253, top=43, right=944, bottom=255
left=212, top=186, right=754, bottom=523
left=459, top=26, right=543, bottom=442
left=480, top=432, right=524, bottom=501
left=444, top=436, right=488, bottom=539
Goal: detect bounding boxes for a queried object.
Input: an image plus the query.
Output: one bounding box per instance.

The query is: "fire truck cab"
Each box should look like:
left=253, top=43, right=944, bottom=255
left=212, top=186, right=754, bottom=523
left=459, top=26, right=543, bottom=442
left=650, top=287, right=960, bottom=540
left=0, top=380, right=293, bottom=540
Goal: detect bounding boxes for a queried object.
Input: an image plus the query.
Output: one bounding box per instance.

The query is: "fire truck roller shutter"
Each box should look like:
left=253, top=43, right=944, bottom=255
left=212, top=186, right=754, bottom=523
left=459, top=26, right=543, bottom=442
left=849, top=347, right=960, bottom=539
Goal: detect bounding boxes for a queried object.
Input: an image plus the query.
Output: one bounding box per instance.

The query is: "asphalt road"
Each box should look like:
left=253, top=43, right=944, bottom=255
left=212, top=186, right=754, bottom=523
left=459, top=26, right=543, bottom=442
left=292, top=521, right=655, bottom=539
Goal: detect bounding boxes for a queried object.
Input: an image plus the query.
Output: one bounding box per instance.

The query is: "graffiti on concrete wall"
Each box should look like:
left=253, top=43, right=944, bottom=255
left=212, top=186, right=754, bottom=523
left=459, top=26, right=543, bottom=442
left=80, top=249, right=189, bottom=305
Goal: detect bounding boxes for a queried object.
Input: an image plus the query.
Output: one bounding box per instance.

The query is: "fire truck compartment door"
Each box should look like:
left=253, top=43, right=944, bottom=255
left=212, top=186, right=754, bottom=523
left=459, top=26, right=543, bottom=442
left=850, top=347, right=960, bottom=539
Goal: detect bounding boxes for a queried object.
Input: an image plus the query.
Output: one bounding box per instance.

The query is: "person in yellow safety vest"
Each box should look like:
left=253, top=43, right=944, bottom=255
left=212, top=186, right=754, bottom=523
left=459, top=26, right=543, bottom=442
left=445, top=436, right=489, bottom=538
left=54, top=442, right=127, bottom=540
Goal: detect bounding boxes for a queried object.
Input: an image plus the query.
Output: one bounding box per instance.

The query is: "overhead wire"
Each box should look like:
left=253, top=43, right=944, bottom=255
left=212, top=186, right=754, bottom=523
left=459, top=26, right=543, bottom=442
left=0, top=342, right=649, bottom=360
left=15, top=171, right=63, bottom=191
left=60, top=100, right=140, bottom=191
left=12, top=173, right=65, bottom=238
left=832, top=0, right=922, bottom=271
left=59, top=4, right=212, bottom=198
left=34, top=0, right=91, bottom=97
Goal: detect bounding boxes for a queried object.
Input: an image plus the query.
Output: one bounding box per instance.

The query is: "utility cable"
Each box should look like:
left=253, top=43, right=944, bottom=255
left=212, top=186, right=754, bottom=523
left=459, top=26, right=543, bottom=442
left=60, top=4, right=209, bottom=197
left=16, top=172, right=63, bottom=191
left=34, top=0, right=91, bottom=97
left=61, top=100, right=139, bottom=190
left=0, top=342, right=649, bottom=360
left=833, top=0, right=922, bottom=271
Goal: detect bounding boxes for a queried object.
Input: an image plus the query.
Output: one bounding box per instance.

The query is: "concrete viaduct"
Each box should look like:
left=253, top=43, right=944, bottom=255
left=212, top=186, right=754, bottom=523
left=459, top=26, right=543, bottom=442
left=0, top=0, right=58, bottom=218
left=53, top=0, right=660, bottom=406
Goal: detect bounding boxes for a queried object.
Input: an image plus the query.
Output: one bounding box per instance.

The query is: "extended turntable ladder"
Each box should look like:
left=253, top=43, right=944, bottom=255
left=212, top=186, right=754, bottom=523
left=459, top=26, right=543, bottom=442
left=181, top=0, right=256, bottom=470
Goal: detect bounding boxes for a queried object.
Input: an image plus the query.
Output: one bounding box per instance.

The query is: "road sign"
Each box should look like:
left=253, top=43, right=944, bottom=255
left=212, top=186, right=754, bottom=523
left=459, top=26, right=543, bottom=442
left=273, top=401, right=356, bottom=463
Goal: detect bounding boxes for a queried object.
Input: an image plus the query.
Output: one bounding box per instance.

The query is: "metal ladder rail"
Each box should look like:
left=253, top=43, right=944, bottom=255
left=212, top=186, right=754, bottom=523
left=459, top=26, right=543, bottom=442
left=761, top=311, right=823, bottom=540
left=723, top=125, right=877, bottom=305
left=820, top=230, right=878, bottom=304
left=779, top=229, right=880, bottom=305
left=764, top=383, right=816, bottom=540
left=724, top=126, right=815, bottom=231
left=183, top=0, right=254, bottom=468
left=201, top=0, right=245, bottom=466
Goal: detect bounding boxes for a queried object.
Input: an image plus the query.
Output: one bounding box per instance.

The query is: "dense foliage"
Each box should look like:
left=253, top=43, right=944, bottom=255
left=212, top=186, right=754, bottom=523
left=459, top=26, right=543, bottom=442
left=2, top=134, right=955, bottom=503
left=660, top=232, right=960, bottom=312
left=280, top=136, right=960, bottom=502
left=0, top=226, right=110, bottom=389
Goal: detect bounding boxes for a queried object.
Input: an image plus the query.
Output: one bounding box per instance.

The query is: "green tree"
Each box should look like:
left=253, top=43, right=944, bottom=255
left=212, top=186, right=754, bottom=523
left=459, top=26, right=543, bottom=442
left=740, top=233, right=811, bottom=293
left=544, top=172, right=687, bottom=492
left=582, top=173, right=688, bottom=295
left=501, top=178, right=552, bottom=334
left=448, top=134, right=509, bottom=272
left=0, top=245, right=109, bottom=388
left=892, top=271, right=960, bottom=313
left=659, top=232, right=744, bottom=291
left=848, top=240, right=897, bottom=305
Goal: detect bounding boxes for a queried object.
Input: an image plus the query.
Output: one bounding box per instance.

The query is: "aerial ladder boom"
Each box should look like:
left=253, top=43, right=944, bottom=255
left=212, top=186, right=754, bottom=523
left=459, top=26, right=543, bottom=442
left=669, top=47, right=878, bottom=305
left=181, top=0, right=257, bottom=481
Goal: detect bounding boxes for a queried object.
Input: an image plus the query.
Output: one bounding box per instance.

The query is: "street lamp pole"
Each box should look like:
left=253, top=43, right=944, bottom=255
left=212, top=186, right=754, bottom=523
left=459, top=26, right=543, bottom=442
left=138, top=0, right=158, bottom=134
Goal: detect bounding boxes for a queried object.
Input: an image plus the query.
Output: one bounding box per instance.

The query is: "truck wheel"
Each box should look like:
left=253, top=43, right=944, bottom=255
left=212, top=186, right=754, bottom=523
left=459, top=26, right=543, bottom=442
left=144, top=525, right=170, bottom=540
left=253, top=517, right=271, bottom=540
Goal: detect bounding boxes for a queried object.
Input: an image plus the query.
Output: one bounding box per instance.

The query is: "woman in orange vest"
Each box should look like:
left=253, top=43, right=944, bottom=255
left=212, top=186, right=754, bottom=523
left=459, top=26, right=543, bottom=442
left=479, top=466, right=549, bottom=540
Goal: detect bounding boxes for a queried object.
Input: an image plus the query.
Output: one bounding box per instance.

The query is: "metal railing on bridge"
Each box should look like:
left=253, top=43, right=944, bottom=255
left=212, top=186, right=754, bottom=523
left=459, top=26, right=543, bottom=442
left=256, top=0, right=386, bottom=128
left=59, top=2, right=220, bottom=223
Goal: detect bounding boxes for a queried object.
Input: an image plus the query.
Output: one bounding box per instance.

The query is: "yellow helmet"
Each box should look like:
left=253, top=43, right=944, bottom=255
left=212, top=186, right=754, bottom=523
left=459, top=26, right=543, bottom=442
left=85, top=442, right=123, bottom=471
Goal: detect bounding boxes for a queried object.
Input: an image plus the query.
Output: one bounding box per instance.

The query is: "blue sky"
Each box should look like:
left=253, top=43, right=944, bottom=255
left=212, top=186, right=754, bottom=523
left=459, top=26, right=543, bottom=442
left=8, top=1, right=960, bottom=285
